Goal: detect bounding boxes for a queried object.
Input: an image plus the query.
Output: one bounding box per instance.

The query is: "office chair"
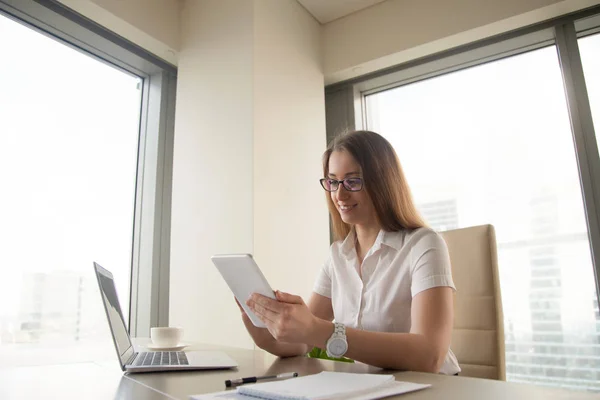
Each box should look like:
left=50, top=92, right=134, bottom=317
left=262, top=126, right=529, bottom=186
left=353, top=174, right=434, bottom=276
left=440, top=224, right=506, bottom=380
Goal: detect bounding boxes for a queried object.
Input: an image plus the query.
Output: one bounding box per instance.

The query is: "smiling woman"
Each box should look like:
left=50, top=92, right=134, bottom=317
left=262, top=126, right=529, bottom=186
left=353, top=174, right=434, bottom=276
left=321, top=130, right=426, bottom=243
left=240, top=130, right=459, bottom=374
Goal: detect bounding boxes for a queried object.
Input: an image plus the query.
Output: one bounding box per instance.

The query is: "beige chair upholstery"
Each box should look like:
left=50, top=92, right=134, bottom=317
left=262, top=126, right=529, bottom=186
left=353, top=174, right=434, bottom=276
left=440, top=224, right=506, bottom=380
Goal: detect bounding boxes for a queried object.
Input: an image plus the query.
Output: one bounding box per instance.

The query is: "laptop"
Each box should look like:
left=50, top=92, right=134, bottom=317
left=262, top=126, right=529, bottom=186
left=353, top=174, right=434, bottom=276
left=93, top=262, right=238, bottom=373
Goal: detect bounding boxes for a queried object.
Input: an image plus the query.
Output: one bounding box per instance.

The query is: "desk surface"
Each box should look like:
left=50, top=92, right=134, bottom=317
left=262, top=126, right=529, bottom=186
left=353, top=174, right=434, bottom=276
left=1, top=341, right=598, bottom=400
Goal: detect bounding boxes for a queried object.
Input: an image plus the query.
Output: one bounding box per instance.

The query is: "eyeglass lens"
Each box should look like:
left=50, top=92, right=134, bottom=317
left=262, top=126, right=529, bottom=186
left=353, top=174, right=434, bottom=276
left=321, top=178, right=362, bottom=191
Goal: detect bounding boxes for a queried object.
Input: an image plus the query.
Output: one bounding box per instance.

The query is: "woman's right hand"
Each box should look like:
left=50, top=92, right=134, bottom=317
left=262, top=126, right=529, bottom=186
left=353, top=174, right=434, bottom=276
left=235, top=294, right=312, bottom=358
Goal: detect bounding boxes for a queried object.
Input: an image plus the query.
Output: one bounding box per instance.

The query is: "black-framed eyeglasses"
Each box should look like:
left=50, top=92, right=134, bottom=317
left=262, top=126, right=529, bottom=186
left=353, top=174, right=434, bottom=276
left=319, top=177, right=363, bottom=192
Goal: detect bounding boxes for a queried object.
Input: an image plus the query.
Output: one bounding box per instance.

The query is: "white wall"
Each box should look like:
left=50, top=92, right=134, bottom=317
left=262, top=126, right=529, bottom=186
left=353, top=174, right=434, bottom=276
left=323, top=0, right=600, bottom=84
left=170, top=0, right=255, bottom=348
left=90, top=0, right=179, bottom=51
left=253, top=0, right=329, bottom=299
left=58, top=0, right=179, bottom=65
left=170, top=0, right=328, bottom=349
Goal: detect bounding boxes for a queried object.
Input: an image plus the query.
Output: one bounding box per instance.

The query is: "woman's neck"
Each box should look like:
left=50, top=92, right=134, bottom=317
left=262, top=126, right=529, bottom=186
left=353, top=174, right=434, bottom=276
left=355, top=224, right=381, bottom=262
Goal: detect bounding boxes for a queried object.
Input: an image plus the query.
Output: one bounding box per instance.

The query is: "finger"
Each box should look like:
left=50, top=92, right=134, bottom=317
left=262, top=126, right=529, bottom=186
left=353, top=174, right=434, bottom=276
left=275, top=290, right=304, bottom=305
left=251, top=293, right=285, bottom=313
left=247, top=298, right=277, bottom=324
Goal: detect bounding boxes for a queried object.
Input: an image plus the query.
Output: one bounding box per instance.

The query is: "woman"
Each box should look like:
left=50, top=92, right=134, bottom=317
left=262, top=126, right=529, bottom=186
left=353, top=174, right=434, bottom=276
left=241, top=130, right=460, bottom=374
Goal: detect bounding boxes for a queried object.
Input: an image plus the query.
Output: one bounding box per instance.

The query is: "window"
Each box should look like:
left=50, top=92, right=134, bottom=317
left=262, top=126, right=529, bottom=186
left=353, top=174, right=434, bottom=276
left=324, top=11, right=600, bottom=392
left=0, top=0, right=175, bottom=366
left=0, top=13, right=139, bottom=365
left=364, top=45, right=600, bottom=391
left=579, top=32, right=600, bottom=153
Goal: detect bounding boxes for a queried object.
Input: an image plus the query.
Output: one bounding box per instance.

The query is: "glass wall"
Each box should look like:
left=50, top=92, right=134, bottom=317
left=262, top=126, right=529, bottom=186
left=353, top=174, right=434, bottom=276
left=579, top=32, right=600, bottom=154
left=0, top=13, right=141, bottom=366
left=362, top=28, right=600, bottom=392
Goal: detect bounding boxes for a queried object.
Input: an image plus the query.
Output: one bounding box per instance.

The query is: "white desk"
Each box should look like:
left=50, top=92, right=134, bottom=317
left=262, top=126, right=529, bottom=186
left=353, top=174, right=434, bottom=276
left=0, top=362, right=168, bottom=400
left=1, top=341, right=598, bottom=400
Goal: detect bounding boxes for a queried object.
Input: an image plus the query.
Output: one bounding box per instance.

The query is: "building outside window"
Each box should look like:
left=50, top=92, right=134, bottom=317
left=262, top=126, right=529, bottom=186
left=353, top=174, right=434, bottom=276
left=361, top=25, right=600, bottom=391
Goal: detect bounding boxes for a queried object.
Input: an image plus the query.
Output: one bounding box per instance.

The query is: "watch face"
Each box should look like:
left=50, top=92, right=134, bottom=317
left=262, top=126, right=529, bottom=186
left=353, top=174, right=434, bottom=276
left=328, top=338, right=348, bottom=357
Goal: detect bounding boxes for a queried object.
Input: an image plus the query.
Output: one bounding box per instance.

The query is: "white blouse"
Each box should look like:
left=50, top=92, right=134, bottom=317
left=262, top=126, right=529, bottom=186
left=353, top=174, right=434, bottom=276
left=313, top=227, right=461, bottom=375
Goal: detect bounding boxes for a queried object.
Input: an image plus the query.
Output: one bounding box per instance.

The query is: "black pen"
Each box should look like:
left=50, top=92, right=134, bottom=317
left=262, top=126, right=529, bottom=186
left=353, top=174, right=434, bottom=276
left=225, top=372, right=299, bottom=387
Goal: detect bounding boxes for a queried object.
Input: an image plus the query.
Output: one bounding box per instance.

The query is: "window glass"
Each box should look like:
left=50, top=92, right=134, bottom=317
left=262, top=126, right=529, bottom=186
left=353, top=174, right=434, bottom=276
left=579, top=32, right=600, bottom=156
left=0, top=14, right=141, bottom=365
left=366, top=45, right=600, bottom=391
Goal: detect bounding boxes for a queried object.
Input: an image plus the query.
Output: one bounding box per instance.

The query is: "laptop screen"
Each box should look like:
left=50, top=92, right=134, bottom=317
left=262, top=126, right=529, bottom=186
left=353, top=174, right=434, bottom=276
left=94, top=263, right=133, bottom=366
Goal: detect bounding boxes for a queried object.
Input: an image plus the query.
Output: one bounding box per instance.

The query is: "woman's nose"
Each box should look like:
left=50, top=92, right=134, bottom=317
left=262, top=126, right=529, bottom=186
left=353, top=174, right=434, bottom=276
left=335, top=184, right=350, bottom=200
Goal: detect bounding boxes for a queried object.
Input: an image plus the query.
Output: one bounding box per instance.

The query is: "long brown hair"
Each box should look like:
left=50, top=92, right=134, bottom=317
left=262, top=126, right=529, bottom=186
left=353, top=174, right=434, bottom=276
left=323, top=130, right=426, bottom=241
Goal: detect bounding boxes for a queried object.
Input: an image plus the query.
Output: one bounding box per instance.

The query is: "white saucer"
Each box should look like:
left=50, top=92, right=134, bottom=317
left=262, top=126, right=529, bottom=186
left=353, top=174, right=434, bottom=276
left=145, top=343, right=189, bottom=351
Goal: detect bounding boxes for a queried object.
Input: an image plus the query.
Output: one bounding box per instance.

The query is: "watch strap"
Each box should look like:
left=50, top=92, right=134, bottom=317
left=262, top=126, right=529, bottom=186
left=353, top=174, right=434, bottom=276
left=326, top=322, right=347, bottom=358
left=333, top=322, right=346, bottom=337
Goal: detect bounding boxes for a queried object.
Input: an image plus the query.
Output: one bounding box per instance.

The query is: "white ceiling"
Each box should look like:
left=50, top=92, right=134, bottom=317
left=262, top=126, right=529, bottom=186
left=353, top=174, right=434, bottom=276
left=296, top=0, right=388, bottom=24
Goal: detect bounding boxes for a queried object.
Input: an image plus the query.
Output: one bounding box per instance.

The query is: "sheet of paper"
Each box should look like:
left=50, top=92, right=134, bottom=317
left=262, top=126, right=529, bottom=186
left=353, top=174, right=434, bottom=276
left=190, top=390, right=251, bottom=400
left=342, top=381, right=431, bottom=400
left=190, top=379, right=431, bottom=400
left=237, top=371, right=394, bottom=400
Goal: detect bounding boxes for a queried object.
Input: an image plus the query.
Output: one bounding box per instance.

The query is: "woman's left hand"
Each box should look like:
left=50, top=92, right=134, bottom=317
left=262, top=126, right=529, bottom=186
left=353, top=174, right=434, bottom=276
left=246, top=291, right=316, bottom=344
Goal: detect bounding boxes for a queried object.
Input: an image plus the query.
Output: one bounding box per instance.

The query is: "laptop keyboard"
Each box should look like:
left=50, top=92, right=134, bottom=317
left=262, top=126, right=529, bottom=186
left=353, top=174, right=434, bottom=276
left=134, top=351, right=189, bottom=366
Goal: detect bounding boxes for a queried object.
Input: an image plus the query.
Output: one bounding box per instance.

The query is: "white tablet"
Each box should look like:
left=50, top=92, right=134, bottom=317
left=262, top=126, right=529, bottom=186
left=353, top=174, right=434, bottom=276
left=211, top=253, right=276, bottom=328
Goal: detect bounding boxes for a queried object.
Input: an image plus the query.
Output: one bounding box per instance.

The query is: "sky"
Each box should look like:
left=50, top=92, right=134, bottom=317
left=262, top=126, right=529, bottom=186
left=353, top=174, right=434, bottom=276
left=366, top=37, right=600, bottom=388
left=0, top=14, right=140, bottom=338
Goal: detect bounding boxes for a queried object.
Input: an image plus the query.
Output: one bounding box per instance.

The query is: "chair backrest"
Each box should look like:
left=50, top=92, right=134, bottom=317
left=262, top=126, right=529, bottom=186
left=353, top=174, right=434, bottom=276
left=440, top=224, right=505, bottom=380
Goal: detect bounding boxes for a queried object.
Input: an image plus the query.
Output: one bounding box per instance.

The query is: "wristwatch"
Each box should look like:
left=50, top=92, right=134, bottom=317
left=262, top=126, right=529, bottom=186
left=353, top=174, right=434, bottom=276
left=326, top=322, right=348, bottom=358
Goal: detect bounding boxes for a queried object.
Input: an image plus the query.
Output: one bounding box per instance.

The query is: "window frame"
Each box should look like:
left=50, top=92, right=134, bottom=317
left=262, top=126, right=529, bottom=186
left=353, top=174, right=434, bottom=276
left=324, top=5, right=600, bottom=311
left=0, top=0, right=176, bottom=336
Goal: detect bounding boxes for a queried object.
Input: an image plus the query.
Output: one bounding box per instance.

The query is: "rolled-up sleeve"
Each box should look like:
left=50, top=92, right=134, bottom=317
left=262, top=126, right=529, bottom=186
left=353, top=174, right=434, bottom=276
left=410, top=230, right=456, bottom=297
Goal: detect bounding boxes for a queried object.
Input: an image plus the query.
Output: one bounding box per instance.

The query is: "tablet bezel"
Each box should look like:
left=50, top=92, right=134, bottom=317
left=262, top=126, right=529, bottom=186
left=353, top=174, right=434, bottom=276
left=211, top=253, right=276, bottom=328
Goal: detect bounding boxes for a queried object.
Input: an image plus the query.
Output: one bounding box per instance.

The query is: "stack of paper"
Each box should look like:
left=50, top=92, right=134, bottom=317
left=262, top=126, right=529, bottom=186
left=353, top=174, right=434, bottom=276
left=190, top=371, right=430, bottom=400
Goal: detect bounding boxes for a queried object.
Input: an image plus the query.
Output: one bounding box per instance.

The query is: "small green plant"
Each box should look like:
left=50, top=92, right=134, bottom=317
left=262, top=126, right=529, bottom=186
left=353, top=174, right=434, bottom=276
left=307, top=347, right=354, bottom=363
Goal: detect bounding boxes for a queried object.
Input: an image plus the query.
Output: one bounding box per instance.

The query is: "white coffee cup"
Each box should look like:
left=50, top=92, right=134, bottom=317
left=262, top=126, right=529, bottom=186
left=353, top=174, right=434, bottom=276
left=150, top=327, right=183, bottom=348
